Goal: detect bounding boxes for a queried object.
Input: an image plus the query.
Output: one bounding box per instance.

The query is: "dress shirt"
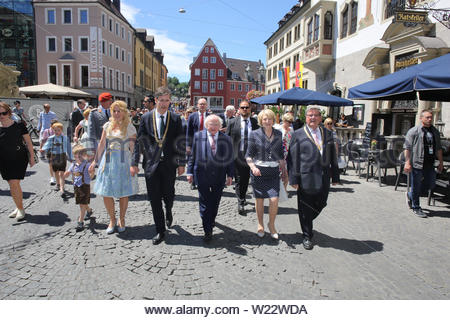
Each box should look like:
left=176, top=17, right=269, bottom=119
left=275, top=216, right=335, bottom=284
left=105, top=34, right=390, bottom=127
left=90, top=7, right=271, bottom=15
left=155, top=111, right=168, bottom=139
left=207, top=131, right=218, bottom=155
left=307, top=125, right=323, bottom=155
left=240, top=117, right=252, bottom=151
left=69, top=160, right=91, bottom=187
left=37, top=111, right=57, bottom=132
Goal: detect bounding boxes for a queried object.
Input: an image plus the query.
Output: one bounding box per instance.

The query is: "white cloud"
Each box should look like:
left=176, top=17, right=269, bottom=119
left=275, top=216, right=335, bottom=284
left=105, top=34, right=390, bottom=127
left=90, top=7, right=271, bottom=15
left=146, top=28, right=193, bottom=81
left=121, top=2, right=140, bottom=25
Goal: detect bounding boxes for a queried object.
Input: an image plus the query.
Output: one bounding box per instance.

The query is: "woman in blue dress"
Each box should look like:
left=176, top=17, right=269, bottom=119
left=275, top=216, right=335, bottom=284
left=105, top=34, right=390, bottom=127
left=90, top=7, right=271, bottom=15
left=89, top=100, right=138, bottom=234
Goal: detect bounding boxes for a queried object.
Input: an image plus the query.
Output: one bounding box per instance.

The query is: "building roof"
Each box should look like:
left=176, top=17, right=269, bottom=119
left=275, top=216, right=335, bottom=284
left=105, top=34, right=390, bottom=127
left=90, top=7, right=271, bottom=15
left=225, top=58, right=264, bottom=82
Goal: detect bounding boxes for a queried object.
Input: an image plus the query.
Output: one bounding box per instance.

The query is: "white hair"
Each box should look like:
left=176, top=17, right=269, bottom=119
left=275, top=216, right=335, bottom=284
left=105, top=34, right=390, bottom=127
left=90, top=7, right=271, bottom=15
left=225, top=105, right=235, bottom=112
left=306, top=106, right=322, bottom=115
left=204, top=114, right=223, bottom=126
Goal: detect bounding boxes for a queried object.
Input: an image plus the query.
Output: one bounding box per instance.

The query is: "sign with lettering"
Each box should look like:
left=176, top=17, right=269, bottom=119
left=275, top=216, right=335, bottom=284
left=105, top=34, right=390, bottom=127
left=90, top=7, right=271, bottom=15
left=363, top=122, right=372, bottom=144
left=394, top=11, right=428, bottom=24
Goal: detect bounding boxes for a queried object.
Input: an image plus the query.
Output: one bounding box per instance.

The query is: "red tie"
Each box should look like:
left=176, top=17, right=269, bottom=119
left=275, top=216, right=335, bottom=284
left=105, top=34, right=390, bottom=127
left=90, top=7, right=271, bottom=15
left=211, top=136, right=216, bottom=155
left=199, top=113, right=204, bottom=131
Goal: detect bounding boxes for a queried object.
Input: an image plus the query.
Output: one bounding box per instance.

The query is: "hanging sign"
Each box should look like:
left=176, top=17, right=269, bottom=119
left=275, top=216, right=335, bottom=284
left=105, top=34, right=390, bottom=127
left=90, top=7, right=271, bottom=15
left=394, top=11, right=428, bottom=24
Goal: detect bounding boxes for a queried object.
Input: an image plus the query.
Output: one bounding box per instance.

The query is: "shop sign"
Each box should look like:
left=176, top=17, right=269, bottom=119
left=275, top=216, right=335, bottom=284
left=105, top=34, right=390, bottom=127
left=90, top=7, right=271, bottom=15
left=394, top=10, right=428, bottom=24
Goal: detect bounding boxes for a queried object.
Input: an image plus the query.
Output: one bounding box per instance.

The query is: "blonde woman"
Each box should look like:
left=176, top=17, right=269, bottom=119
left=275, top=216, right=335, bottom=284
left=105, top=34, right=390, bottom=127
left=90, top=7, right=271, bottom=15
left=89, top=100, right=138, bottom=234
left=324, top=117, right=340, bottom=157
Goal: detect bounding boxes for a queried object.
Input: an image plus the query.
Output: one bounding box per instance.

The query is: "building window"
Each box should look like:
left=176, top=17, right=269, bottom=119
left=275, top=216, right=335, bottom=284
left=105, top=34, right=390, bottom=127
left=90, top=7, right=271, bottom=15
left=202, top=69, right=208, bottom=80
left=109, top=18, right=113, bottom=32
left=121, top=73, right=125, bottom=91
left=231, top=98, right=235, bottom=105
left=128, top=31, right=131, bottom=44
left=285, top=58, right=291, bottom=69
left=278, top=62, right=283, bottom=71
left=202, top=81, right=208, bottom=93
left=116, top=71, right=119, bottom=90
left=46, top=9, right=55, bottom=24
left=211, top=57, right=216, bottom=63
left=203, top=56, right=208, bottom=63
left=205, top=47, right=209, bottom=53
left=115, top=46, right=119, bottom=59
left=127, top=74, right=131, bottom=87
left=324, top=12, right=333, bottom=40
left=47, top=37, right=56, bottom=52
left=109, top=43, right=113, bottom=56
left=121, top=27, right=125, bottom=39
left=79, top=9, right=88, bottom=24
left=210, top=69, right=216, bottom=80
left=211, top=47, right=214, bottom=53
left=210, top=81, right=216, bottom=93
left=62, top=9, right=72, bottom=24
left=63, top=37, right=72, bottom=52
left=109, top=69, right=113, bottom=89
left=102, top=13, right=106, bottom=27
left=286, top=31, right=292, bottom=47
left=267, top=69, right=271, bottom=81
left=79, top=37, right=88, bottom=52
left=63, top=65, right=71, bottom=86
left=231, top=83, right=235, bottom=91
left=218, top=81, right=223, bottom=90
left=350, top=1, right=358, bottom=35
left=218, top=69, right=224, bottom=77
left=272, top=66, right=277, bottom=79
left=102, top=67, right=106, bottom=88
left=194, top=81, right=200, bottom=89
left=128, top=52, right=131, bottom=65
left=194, top=68, right=200, bottom=76
left=121, top=49, right=125, bottom=62
left=102, top=40, right=106, bottom=54
left=48, top=65, right=57, bottom=84
left=279, top=37, right=284, bottom=52
left=238, top=99, right=242, bottom=105
left=313, top=14, right=320, bottom=42
left=307, top=18, right=313, bottom=45
left=341, top=6, right=348, bottom=38
left=273, top=43, right=278, bottom=55
left=268, top=47, right=272, bottom=59
left=81, top=65, right=89, bottom=87
left=115, top=23, right=119, bottom=35
left=238, top=84, right=242, bottom=91
left=245, top=84, right=250, bottom=92
left=294, top=23, right=301, bottom=41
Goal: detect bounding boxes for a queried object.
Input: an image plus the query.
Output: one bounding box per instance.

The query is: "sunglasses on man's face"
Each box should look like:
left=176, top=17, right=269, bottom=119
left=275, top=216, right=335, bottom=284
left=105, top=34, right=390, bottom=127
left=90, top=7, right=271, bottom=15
left=240, top=106, right=250, bottom=110
left=0, top=111, right=9, bottom=116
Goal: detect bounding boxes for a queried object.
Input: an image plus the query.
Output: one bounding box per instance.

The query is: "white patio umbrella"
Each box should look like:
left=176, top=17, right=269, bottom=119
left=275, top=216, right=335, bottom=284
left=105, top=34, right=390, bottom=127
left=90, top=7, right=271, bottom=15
left=19, top=83, right=94, bottom=98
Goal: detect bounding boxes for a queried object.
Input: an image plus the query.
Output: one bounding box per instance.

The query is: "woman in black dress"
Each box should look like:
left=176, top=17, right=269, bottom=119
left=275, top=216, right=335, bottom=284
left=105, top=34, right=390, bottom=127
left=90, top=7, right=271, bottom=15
left=0, top=102, right=36, bottom=221
left=246, top=109, right=287, bottom=239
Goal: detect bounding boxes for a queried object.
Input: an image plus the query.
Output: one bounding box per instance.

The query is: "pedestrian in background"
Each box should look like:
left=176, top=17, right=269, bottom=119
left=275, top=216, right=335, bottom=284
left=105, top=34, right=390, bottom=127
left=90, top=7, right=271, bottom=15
left=0, top=102, right=36, bottom=221
left=88, top=92, right=113, bottom=154
left=187, top=115, right=234, bottom=242
left=74, top=109, right=91, bottom=148
left=12, top=100, right=27, bottom=122
left=41, top=122, right=72, bottom=197
left=37, top=103, right=57, bottom=156
left=404, top=109, right=443, bottom=218
left=275, top=113, right=295, bottom=192
left=40, top=118, right=58, bottom=184
left=64, top=145, right=93, bottom=232
left=246, top=109, right=286, bottom=239
left=70, top=99, right=87, bottom=141
left=90, top=100, right=138, bottom=234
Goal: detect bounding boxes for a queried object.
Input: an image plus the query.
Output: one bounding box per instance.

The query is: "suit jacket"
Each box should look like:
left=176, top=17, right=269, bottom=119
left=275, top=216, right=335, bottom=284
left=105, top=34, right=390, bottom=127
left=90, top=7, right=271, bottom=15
left=88, top=108, right=109, bottom=141
left=186, top=111, right=210, bottom=149
left=226, top=115, right=259, bottom=161
left=71, top=109, right=84, bottom=134
left=187, top=130, right=234, bottom=187
left=287, top=125, right=339, bottom=195
left=132, top=109, right=185, bottom=177
left=218, top=113, right=234, bottom=129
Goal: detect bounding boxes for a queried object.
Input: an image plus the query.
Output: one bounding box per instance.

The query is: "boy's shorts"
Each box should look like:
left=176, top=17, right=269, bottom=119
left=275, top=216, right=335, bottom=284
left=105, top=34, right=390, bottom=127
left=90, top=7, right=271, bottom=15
left=74, top=184, right=90, bottom=205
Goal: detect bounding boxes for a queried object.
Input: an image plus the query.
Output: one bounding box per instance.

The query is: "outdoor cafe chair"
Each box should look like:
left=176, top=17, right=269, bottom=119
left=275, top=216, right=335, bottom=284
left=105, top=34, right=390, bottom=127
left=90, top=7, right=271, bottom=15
left=345, top=140, right=369, bottom=177
left=366, top=149, right=399, bottom=187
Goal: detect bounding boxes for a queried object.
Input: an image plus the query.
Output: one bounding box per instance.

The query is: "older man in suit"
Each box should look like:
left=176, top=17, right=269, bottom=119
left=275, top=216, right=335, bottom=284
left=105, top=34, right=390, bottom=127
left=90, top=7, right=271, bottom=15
left=87, top=92, right=113, bottom=153
left=288, top=106, right=339, bottom=250
left=226, top=100, right=259, bottom=215
left=131, top=87, right=185, bottom=245
left=218, top=105, right=236, bottom=132
left=187, top=115, right=234, bottom=242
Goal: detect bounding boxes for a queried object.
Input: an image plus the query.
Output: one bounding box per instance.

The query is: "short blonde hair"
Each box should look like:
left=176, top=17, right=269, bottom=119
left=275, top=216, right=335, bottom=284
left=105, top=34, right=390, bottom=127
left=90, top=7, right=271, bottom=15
left=72, top=144, right=87, bottom=155
left=324, top=117, right=333, bottom=125
left=282, top=113, right=294, bottom=123
left=257, top=109, right=276, bottom=126
left=83, top=108, right=91, bottom=118
left=51, top=122, right=64, bottom=130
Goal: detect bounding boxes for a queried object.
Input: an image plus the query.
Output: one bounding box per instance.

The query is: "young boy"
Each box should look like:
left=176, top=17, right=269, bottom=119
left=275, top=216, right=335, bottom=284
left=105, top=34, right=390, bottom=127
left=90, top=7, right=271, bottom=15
left=41, top=122, right=72, bottom=197
left=64, top=145, right=93, bottom=232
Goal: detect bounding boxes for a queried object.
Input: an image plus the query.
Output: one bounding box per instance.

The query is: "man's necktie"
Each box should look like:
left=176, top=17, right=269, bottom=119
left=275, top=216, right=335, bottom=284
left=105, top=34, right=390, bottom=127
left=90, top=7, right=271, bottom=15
left=313, top=130, right=321, bottom=151
left=159, top=115, right=165, bottom=139
left=211, top=136, right=216, bottom=156
left=199, top=113, right=204, bottom=131
left=105, top=109, right=110, bottom=119
left=243, top=119, right=249, bottom=152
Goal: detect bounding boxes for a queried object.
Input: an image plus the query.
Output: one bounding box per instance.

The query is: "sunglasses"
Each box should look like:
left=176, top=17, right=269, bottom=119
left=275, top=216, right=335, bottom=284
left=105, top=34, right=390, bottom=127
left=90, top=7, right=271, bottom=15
left=240, top=107, right=250, bottom=109
left=0, top=111, right=9, bottom=116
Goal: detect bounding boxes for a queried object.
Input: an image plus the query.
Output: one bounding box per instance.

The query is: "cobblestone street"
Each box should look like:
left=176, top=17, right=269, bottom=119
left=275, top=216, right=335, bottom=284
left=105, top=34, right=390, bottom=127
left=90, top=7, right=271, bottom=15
left=0, top=161, right=449, bottom=299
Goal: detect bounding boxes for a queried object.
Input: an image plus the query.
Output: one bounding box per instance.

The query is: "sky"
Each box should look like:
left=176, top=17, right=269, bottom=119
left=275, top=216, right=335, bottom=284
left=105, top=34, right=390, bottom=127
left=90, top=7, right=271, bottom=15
left=121, top=0, right=298, bottom=82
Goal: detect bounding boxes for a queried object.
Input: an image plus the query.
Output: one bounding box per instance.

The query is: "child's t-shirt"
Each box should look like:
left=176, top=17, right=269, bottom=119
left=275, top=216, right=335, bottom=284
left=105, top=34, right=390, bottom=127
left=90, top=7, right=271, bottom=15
left=68, top=160, right=91, bottom=187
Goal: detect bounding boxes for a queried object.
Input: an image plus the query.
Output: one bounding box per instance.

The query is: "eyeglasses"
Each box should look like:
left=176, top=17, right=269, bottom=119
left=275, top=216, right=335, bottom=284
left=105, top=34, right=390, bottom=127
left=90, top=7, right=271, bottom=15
left=0, top=111, right=9, bottom=116
left=240, top=106, right=250, bottom=109
left=306, top=114, right=320, bottom=118
left=325, top=123, right=332, bottom=126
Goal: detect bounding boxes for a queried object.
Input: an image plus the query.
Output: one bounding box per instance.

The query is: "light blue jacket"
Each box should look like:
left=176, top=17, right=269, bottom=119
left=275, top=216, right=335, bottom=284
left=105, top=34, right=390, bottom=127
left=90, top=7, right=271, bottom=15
left=42, top=134, right=73, bottom=160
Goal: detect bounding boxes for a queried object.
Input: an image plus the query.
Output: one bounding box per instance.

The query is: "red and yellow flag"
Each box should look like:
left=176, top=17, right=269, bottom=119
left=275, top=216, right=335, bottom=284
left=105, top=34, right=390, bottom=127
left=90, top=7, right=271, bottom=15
left=295, top=61, right=303, bottom=88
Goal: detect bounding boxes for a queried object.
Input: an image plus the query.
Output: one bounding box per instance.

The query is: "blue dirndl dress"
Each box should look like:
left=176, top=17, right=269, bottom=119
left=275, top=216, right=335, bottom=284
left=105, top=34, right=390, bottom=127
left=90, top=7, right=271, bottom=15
left=93, top=122, right=138, bottom=198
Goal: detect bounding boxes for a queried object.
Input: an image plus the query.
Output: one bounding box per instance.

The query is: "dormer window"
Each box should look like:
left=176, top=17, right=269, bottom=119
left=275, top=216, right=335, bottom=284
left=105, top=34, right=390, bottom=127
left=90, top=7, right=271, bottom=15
left=324, top=11, right=333, bottom=40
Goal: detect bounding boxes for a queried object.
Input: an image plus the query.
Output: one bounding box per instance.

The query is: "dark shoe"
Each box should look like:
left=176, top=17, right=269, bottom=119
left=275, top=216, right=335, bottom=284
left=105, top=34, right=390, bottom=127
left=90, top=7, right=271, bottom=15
left=412, top=208, right=427, bottom=218
left=203, top=232, right=212, bottom=243
left=152, top=232, right=165, bottom=245
left=303, top=238, right=313, bottom=250
left=406, top=192, right=412, bottom=209
left=75, top=221, right=84, bottom=232
left=166, top=210, right=173, bottom=228
left=190, top=184, right=197, bottom=190
left=238, top=204, right=246, bottom=216
left=84, top=209, right=93, bottom=221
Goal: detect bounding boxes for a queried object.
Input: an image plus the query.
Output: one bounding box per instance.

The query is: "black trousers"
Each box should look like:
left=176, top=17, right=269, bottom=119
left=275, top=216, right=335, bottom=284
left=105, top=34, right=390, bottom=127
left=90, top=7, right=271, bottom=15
left=234, top=157, right=250, bottom=205
left=198, top=184, right=224, bottom=234
left=145, top=160, right=176, bottom=234
left=296, top=186, right=329, bottom=240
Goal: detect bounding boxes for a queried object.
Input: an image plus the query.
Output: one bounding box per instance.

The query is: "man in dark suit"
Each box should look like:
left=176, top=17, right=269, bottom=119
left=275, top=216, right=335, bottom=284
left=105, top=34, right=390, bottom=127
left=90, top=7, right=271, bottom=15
left=70, top=99, right=86, bottom=141
left=88, top=92, right=112, bottom=153
left=226, top=100, right=259, bottom=215
left=186, top=98, right=210, bottom=189
left=131, top=87, right=186, bottom=245
left=288, top=107, right=339, bottom=250
left=187, top=114, right=234, bottom=242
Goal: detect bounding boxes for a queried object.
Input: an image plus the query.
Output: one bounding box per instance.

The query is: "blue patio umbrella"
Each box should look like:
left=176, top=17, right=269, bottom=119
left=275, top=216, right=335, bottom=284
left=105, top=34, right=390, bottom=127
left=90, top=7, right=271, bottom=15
left=250, top=87, right=354, bottom=106
left=348, top=53, right=450, bottom=101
